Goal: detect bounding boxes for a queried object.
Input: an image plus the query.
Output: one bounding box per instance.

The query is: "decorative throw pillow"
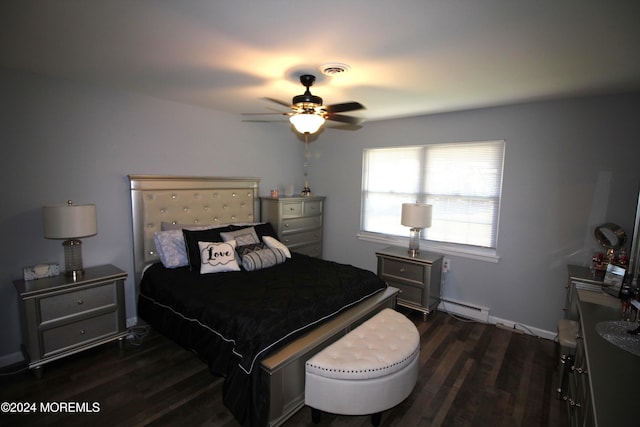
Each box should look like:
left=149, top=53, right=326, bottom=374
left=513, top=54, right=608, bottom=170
left=220, top=227, right=260, bottom=246
left=236, top=243, right=266, bottom=257
left=242, top=247, right=287, bottom=271
left=154, top=229, right=189, bottom=268
left=198, top=240, right=241, bottom=274
left=262, top=236, right=291, bottom=258
left=183, top=225, right=238, bottom=270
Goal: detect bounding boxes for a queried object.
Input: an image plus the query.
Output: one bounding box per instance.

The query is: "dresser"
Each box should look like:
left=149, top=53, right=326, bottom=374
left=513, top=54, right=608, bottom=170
left=562, top=265, right=639, bottom=427
left=14, top=264, right=127, bottom=377
left=376, top=246, right=443, bottom=320
left=260, top=196, right=325, bottom=258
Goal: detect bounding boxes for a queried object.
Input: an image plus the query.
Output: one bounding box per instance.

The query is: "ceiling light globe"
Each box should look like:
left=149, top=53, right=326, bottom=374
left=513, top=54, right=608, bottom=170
left=289, top=113, right=325, bottom=134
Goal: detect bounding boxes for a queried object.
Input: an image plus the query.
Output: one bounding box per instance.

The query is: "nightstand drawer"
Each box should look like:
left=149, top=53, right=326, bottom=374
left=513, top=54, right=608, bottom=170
left=41, top=311, right=119, bottom=357
left=40, top=283, right=117, bottom=323
left=391, top=281, right=424, bottom=303
left=380, top=258, right=424, bottom=284
left=281, top=202, right=303, bottom=217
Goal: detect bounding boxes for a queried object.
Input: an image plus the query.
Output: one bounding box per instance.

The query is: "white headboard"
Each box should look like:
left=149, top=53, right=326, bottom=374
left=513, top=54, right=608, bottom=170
left=128, top=175, right=260, bottom=286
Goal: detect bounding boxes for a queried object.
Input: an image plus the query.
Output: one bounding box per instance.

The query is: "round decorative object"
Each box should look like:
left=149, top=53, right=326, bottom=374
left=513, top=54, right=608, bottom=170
left=595, top=321, right=640, bottom=357
left=594, top=223, right=627, bottom=249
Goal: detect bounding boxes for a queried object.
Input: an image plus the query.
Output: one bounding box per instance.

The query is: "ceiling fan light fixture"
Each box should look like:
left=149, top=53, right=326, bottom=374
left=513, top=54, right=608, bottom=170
left=289, top=113, right=325, bottom=134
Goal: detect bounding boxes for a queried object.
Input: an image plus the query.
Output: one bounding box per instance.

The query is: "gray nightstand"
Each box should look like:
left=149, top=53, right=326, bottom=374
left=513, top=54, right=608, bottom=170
left=376, top=246, right=443, bottom=320
left=14, top=264, right=127, bottom=377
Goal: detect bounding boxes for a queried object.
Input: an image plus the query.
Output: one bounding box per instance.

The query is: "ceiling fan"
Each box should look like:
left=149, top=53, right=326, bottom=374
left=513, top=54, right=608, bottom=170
left=244, top=74, right=366, bottom=134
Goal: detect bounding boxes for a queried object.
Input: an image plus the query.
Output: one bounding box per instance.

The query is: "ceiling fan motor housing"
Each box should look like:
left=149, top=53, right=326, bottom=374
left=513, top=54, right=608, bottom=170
left=293, top=74, right=323, bottom=107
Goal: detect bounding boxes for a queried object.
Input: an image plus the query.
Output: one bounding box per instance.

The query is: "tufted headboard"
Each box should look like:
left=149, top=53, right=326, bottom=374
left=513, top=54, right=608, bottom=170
left=128, top=174, right=260, bottom=286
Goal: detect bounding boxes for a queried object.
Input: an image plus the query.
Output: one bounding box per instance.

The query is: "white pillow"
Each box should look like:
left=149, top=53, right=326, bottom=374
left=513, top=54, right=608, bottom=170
left=198, top=240, right=241, bottom=274
left=262, top=236, right=291, bottom=258
left=220, top=227, right=260, bottom=246
left=154, top=229, right=189, bottom=268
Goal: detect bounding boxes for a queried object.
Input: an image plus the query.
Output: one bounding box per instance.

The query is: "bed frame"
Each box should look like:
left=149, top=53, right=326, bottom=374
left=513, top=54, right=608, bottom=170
left=128, top=174, right=398, bottom=426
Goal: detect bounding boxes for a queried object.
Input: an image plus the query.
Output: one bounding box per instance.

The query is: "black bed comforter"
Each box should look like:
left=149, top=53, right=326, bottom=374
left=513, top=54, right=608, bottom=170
left=138, top=252, right=387, bottom=426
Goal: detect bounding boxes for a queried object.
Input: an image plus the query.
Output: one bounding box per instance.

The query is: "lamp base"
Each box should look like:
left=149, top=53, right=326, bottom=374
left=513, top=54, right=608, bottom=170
left=62, top=239, right=84, bottom=280
left=407, top=227, right=421, bottom=257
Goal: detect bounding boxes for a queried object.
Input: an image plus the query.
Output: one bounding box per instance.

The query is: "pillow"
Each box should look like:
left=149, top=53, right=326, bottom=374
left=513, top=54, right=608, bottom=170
left=262, top=236, right=291, bottom=258
left=198, top=240, right=240, bottom=274
left=154, top=229, right=189, bottom=268
left=183, top=225, right=238, bottom=270
left=241, top=247, right=288, bottom=271
left=220, top=227, right=260, bottom=246
left=236, top=242, right=266, bottom=257
left=252, top=222, right=278, bottom=240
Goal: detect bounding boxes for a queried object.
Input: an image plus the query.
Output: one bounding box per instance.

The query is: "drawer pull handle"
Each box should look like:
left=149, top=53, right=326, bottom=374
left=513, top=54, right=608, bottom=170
left=400, top=268, right=405, bottom=272
left=284, top=223, right=289, bottom=228
left=289, top=207, right=295, bottom=211
left=80, top=329, right=86, bottom=335
left=77, top=299, right=84, bottom=305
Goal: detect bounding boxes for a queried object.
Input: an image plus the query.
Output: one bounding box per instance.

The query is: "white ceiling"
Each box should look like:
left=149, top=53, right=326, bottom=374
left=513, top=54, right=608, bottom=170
left=2, top=0, right=640, bottom=125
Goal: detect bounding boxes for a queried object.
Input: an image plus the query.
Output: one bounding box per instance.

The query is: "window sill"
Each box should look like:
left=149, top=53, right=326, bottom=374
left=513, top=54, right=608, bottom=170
left=357, top=232, right=500, bottom=263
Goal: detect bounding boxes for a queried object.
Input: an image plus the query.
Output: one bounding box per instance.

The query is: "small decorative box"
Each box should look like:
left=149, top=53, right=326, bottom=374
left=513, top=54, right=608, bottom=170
left=23, top=263, right=60, bottom=281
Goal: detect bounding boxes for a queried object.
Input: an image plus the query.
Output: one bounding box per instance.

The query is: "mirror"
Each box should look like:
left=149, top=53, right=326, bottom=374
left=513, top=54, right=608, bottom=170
left=594, top=222, right=627, bottom=249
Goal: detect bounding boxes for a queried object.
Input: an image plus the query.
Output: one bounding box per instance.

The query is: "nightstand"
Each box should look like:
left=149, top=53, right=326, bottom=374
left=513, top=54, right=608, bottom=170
left=376, top=246, right=443, bottom=320
left=14, top=264, right=127, bottom=377
left=261, top=196, right=325, bottom=257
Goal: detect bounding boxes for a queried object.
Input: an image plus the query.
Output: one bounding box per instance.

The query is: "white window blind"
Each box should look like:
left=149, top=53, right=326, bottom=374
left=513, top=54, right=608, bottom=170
left=361, top=140, right=505, bottom=250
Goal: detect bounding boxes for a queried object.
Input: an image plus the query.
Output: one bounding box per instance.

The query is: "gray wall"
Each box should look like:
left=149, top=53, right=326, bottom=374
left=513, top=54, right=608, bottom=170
left=310, top=92, right=640, bottom=333
left=2, top=67, right=639, bottom=365
left=0, top=69, right=305, bottom=366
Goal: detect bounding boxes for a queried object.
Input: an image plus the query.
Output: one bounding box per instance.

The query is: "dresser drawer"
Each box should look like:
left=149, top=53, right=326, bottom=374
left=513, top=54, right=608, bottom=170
left=39, top=283, right=117, bottom=323
left=41, top=311, right=119, bottom=357
left=281, top=230, right=322, bottom=246
left=281, top=202, right=302, bottom=217
left=282, top=216, right=322, bottom=233
left=380, top=258, right=425, bottom=284
left=303, top=200, right=322, bottom=215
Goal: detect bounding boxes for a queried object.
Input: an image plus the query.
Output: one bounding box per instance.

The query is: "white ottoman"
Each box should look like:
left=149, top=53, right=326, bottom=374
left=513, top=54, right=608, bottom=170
left=305, top=308, right=420, bottom=426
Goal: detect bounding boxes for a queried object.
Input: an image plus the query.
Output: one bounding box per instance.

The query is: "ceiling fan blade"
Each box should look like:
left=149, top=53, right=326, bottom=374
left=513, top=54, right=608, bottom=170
left=324, top=101, right=365, bottom=114
left=242, top=119, right=287, bottom=123
left=325, top=122, right=363, bottom=131
left=326, top=113, right=364, bottom=125
left=242, top=112, right=291, bottom=116
left=263, top=97, right=292, bottom=108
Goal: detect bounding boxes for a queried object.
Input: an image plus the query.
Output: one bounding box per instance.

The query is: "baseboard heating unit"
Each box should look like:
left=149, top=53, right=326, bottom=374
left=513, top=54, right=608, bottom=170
left=438, top=298, right=490, bottom=323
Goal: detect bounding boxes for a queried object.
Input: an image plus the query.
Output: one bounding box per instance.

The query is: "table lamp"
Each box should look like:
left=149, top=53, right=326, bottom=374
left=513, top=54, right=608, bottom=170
left=43, top=200, right=97, bottom=279
left=401, top=203, right=432, bottom=257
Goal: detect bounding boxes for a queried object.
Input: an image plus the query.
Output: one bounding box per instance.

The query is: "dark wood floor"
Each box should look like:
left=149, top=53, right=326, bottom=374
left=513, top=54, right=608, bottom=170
left=0, top=309, right=568, bottom=427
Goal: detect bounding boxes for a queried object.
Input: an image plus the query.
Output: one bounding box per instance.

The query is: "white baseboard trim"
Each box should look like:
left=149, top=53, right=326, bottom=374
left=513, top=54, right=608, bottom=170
left=489, top=315, right=556, bottom=340
left=437, top=299, right=556, bottom=340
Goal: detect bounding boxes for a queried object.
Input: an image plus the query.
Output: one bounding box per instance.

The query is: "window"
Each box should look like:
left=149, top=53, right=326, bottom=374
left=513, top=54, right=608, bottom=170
left=361, top=140, right=505, bottom=259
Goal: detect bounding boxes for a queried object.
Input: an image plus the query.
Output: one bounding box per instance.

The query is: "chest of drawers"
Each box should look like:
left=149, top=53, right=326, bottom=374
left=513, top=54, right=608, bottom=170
left=261, top=196, right=325, bottom=257
left=14, top=264, right=127, bottom=377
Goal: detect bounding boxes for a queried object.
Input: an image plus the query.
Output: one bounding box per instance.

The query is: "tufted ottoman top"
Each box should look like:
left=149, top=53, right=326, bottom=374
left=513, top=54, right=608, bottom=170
left=305, top=308, right=420, bottom=380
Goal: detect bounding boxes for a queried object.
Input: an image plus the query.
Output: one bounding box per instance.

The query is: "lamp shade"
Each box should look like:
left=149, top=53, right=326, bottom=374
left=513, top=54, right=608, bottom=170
left=289, top=113, right=325, bottom=134
left=401, top=203, right=432, bottom=228
left=43, top=202, right=97, bottom=239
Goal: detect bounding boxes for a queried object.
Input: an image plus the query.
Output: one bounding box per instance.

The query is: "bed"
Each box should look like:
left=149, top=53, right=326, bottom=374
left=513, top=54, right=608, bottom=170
left=128, top=175, right=398, bottom=427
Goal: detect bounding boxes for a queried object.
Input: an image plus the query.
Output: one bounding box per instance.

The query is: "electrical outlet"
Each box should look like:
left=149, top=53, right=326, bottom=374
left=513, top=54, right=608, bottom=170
left=442, top=258, right=451, bottom=272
